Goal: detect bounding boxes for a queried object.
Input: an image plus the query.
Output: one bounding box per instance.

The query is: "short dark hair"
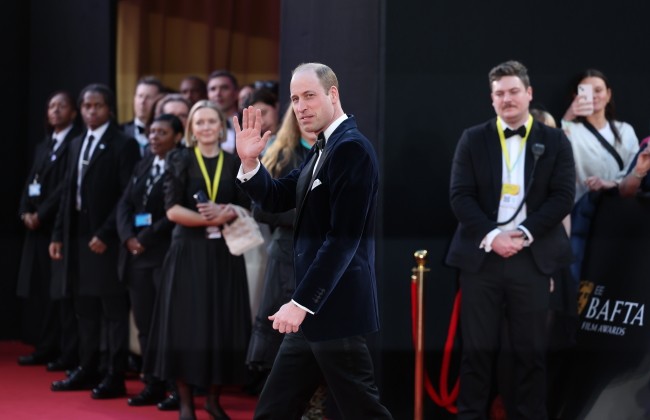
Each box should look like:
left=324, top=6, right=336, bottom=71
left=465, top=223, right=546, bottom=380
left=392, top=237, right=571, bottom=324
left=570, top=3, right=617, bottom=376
left=488, top=60, right=530, bottom=89
left=207, top=70, right=238, bottom=89
left=248, top=87, right=278, bottom=109
left=153, top=113, right=184, bottom=135
left=136, top=75, right=165, bottom=93
left=182, top=75, right=207, bottom=88
left=155, top=93, right=191, bottom=117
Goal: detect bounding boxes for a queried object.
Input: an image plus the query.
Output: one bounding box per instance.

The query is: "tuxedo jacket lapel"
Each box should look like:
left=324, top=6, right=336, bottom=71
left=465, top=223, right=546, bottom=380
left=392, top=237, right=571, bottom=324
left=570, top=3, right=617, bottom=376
left=84, top=124, right=119, bottom=179
left=86, top=135, right=108, bottom=174
left=524, top=122, right=543, bottom=186
left=295, top=150, right=318, bottom=218
left=296, top=125, right=345, bottom=213
left=486, top=120, right=502, bottom=206
left=32, top=141, right=51, bottom=177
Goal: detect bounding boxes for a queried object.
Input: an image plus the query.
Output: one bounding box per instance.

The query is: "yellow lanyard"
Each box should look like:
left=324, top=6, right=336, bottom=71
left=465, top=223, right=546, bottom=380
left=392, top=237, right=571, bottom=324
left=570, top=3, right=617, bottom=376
left=194, top=147, right=224, bottom=202
left=496, top=115, right=533, bottom=174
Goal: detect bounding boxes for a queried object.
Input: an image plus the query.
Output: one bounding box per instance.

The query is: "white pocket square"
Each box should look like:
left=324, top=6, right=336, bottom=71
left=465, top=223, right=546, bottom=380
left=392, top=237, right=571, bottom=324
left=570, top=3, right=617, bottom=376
left=311, top=179, right=322, bottom=190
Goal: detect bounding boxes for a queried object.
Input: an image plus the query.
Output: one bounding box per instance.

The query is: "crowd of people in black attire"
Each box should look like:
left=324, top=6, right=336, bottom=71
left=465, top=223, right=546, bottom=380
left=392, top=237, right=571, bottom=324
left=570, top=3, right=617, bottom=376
left=15, top=71, right=327, bottom=420
left=18, top=65, right=650, bottom=420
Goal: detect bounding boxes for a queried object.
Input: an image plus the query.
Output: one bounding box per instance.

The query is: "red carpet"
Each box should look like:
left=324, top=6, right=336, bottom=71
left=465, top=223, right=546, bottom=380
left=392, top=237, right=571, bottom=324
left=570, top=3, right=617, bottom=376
left=0, top=340, right=257, bottom=419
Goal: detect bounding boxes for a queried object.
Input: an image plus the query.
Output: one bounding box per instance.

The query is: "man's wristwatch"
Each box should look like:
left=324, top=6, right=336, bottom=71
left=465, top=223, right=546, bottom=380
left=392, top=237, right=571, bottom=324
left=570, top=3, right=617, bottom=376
left=517, top=228, right=529, bottom=241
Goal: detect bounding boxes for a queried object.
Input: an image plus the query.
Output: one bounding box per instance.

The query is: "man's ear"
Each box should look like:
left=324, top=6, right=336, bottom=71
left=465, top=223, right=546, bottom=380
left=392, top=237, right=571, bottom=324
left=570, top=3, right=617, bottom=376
left=329, top=86, right=339, bottom=104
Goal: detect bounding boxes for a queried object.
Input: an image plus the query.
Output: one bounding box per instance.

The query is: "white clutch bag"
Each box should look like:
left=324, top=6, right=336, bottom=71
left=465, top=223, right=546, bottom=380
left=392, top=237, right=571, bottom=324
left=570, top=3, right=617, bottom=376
left=222, top=204, right=265, bottom=256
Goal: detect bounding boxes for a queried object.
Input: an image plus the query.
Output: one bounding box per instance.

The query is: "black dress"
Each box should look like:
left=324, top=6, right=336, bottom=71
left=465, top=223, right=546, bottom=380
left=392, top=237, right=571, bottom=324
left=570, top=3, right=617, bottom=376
left=148, top=147, right=252, bottom=387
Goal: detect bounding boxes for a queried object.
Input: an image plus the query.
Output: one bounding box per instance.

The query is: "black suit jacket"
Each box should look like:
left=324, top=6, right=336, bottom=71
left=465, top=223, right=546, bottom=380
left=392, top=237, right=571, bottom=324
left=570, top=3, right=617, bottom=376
left=445, top=118, right=575, bottom=275
left=19, top=127, right=82, bottom=229
left=120, top=119, right=149, bottom=157
left=116, top=154, right=174, bottom=279
left=51, top=122, right=141, bottom=298
left=120, top=120, right=138, bottom=140
left=238, top=116, right=381, bottom=341
left=16, top=126, right=82, bottom=297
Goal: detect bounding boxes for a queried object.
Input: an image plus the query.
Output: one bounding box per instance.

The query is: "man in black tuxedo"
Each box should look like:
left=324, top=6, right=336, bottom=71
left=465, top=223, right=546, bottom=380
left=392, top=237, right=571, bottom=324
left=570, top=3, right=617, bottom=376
left=446, top=61, right=575, bottom=419
left=235, top=62, right=392, bottom=419
left=50, top=84, right=141, bottom=399
left=121, top=75, right=165, bottom=156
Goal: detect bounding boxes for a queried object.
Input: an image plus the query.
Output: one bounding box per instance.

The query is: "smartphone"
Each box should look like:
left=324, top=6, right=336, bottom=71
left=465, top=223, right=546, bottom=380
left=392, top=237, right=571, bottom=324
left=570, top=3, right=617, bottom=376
left=578, top=83, right=593, bottom=102
left=576, top=83, right=594, bottom=116
left=193, top=190, right=209, bottom=204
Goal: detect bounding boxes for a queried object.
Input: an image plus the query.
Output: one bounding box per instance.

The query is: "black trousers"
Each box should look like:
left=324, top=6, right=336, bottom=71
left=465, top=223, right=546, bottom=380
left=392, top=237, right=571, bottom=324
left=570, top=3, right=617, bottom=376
left=74, top=293, right=129, bottom=375
left=253, top=330, right=392, bottom=420
left=69, top=212, right=129, bottom=376
left=126, top=265, right=161, bottom=380
left=58, top=297, right=79, bottom=365
left=458, top=249, right=549, bottom=420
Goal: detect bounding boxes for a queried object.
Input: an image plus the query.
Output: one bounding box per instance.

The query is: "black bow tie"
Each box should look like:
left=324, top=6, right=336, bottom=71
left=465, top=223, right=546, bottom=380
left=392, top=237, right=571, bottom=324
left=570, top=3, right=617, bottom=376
left=136, top=125, right=146, bottom=134
left=316, top=133, right=326, bottom=151
left=504, top=126, right=527, bottom=139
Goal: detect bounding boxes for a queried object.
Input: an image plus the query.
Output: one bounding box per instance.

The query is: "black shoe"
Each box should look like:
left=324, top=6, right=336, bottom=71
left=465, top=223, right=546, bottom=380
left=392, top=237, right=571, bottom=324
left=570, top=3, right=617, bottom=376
left=126, top=353, right=142, bottom=378
left=157, top=392, right=180, bottom=411
left=47, top=359, right=77, bottom=372
left=127, top=382, right=166, bottom=406
left=17, top=353, right=51, bottom=366
left=51, top=367, right=100, bottom=391
left=206, top=402, right=231, bottom=420
left=91, top=374, right=127, bottom=399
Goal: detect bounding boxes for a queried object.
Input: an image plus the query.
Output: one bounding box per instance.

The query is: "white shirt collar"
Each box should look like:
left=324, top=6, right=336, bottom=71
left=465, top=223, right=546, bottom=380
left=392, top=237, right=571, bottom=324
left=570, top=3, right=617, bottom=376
left=135, top=118, right=147, bottom=129
left=153, top=156, right=165, bottom=169
left=86, top=121, right=110, bottom=141
left=52, top=124, right=74, bottom=143
left=321, top=114, right=348, bottom=143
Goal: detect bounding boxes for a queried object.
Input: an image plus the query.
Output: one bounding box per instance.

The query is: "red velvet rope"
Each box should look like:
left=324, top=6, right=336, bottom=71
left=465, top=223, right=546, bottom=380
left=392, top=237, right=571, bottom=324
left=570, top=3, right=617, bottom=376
left=411, top=281, right=461, bottom=414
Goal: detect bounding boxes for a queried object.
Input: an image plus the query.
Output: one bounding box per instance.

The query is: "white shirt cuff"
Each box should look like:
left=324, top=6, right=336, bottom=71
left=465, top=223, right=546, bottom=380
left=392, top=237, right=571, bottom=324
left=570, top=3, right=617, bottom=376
left=292, top=299, right=314, bottom=315
left=480, top=228, right=502, bottom=252
left=237, top=161, right=261, bottom=182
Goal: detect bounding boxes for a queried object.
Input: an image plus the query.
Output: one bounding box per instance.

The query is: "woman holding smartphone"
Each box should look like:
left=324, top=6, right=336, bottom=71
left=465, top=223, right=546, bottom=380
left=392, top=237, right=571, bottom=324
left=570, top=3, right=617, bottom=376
left=561, top=69, right=639, bottom=282
left=147, top=100, right=252, bottom=420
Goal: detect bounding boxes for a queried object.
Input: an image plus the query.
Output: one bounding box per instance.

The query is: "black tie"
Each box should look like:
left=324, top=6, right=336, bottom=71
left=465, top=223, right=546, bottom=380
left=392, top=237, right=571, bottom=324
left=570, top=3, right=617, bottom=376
left=81, top=135, right=95, bottom=178
left=316, top=132, right=325, bottom=151
left=504, top=126, right=527, bottom=139
left=49, top=136, right=58, bottom=157
left=144, top=162, right=161, bottom=205
left=137, top=125, right=146, bottom=134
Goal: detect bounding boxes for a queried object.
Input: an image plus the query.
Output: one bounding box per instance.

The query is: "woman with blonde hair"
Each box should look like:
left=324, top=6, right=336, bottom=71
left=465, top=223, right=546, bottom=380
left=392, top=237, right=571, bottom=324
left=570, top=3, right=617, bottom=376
left=147, top=100, right=252, bottom=420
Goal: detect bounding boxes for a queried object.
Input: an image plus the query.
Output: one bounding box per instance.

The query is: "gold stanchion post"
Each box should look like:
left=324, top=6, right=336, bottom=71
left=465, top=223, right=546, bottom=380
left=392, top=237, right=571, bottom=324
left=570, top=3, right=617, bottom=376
left=412, top=250, right=429, bottom=420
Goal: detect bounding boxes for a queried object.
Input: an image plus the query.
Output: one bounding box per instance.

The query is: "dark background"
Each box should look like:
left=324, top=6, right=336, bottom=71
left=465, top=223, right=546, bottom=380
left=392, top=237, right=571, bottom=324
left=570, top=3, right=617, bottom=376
left=4, top=0, right=650, bottom=418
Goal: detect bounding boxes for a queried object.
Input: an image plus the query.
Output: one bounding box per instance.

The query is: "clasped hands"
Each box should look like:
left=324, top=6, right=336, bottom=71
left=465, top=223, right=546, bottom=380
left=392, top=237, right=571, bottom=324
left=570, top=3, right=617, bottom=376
left=491, top=230, right=526, bottom=258
left=196, top=202, right=237, bottom=225
left=22, top=212, right=40, bottom=230
left=126, top=237, right=145, bottom=256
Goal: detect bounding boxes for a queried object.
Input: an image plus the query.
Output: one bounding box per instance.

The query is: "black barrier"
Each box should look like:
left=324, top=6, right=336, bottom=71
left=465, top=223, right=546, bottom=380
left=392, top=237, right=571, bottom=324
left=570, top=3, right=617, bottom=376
left=552, top=193, right=650, bottom=419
